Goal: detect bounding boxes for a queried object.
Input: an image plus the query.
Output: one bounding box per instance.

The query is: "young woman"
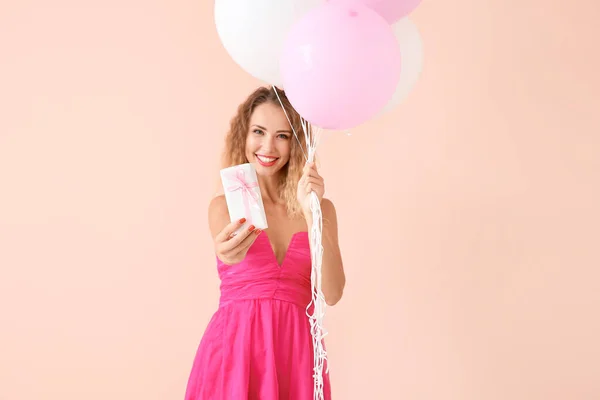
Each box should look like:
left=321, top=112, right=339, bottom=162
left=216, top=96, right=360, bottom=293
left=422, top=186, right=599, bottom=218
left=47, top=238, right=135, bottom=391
left=184, top=86, right=345, bottom=399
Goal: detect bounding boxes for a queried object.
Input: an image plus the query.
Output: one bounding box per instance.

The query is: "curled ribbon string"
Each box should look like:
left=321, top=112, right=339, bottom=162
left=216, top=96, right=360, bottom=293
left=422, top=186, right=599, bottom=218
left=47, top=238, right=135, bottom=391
left=272, top=85, right=328, bottom=400
left=226, top=169, right=259, bottom=224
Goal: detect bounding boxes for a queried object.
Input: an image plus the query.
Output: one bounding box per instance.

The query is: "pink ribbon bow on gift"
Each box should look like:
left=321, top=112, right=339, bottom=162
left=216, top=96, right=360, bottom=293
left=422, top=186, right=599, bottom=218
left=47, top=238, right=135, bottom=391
left=225, top=169, right=259, bottom=224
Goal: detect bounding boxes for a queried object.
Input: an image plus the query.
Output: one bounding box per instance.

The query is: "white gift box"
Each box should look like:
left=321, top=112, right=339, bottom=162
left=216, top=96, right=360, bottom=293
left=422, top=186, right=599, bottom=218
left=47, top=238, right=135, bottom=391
left=220, top=163, right=268, bottom=231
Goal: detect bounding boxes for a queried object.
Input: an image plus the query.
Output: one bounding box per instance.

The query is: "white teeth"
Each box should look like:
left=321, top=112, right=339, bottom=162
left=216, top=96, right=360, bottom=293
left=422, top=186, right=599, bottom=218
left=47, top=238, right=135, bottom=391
left=257, top=155, right=277, bottom=163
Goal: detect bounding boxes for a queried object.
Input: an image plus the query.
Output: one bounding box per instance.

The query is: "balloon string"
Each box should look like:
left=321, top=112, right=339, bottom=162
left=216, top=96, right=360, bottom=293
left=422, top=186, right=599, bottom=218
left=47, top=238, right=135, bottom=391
left=272, top=86, right=308, bottom=162
left=272, top=85, right=328, bottom=400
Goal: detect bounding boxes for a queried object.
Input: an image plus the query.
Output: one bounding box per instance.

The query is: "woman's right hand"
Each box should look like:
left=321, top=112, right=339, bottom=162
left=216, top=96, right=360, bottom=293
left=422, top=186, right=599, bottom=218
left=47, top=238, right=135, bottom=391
left=214, top=218, right=261, bottom=265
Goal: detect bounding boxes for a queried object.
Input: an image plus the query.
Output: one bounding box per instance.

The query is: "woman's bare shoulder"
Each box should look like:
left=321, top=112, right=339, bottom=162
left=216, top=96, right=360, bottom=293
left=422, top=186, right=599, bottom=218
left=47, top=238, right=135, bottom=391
left=208, top=195, right=228, bottom=214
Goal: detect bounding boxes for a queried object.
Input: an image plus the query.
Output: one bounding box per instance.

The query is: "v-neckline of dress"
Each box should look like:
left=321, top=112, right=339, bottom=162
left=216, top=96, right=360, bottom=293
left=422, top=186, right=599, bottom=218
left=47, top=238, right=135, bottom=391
left=262, top=231, right=307, bottom=267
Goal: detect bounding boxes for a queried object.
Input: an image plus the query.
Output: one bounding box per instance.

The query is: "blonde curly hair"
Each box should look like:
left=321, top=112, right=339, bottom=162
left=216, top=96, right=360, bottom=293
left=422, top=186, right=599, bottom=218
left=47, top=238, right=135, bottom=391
left=221, top=86, right=309, bottom=218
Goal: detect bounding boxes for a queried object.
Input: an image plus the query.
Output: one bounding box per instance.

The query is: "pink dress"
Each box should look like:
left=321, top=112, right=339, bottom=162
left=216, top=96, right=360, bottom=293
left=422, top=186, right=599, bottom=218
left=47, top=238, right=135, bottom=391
left=184, top=231, right=331, bottom=400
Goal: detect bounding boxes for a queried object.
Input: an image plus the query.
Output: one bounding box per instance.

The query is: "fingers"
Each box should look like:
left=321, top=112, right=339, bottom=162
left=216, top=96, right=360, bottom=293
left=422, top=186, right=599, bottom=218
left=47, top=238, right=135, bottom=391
left=299, top=163, right=324, bottom=198
left=303, top=162, right=320, bottom=178
left=303, top=177, right=323, bottom=189
left=232, top=228, right=262, bottom=256
left=305, top=183, right=324, bottom=195
left=301, top=164, right=323, bottom=183
left=300, top=176, right=324, bottom=188
left=215, top=218, right=247, bottom=243
left=298, top=163, right=325, bottom=203
left=216, top=226, right=262, bottom=264
left=302, top=178, right=325, bottom=198
left=220, top=224, right=257, bottom=252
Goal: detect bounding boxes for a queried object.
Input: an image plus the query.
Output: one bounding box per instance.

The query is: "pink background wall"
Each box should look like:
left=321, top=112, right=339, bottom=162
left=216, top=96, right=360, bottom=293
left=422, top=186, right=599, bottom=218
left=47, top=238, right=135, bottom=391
left=1, top=0, right=599, bottom=399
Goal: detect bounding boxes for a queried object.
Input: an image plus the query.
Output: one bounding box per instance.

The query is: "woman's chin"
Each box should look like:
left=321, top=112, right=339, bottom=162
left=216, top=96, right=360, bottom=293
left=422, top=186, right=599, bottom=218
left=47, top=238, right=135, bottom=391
left=256, top=167, right=280, bottom=177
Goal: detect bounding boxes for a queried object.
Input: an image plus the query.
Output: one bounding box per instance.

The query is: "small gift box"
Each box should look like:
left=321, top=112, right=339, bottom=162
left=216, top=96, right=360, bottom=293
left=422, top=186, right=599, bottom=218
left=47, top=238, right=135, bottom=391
left=220, top=163, right=268, bottom=232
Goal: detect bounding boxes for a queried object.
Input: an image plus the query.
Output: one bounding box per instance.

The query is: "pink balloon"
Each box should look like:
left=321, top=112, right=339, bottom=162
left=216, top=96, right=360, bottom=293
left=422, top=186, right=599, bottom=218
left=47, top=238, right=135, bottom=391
left=333, top=0, right=423, bottom=23
left=279, top=2, right=401, bottom=130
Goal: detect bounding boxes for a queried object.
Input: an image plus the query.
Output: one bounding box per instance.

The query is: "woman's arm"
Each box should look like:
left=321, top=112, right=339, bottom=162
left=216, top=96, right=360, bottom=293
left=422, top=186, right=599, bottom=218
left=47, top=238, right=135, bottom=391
left=305, top=198, right=345, bottom=306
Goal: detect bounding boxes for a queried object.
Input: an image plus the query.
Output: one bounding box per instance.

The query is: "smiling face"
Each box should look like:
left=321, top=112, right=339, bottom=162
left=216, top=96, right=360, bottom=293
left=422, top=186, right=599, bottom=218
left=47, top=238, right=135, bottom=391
left=223, top=86, right=307, bottom=216
left=245, top=102, right=294, bottom=178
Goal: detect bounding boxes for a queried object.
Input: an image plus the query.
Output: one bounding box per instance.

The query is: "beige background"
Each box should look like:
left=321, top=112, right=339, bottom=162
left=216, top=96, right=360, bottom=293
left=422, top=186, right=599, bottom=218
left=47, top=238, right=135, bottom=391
left=1, top=0, right=599, bottom=399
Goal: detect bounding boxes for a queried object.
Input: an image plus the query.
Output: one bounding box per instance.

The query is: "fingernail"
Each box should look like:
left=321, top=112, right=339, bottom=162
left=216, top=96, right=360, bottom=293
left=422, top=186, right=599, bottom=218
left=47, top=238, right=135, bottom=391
left=248, top=225, right=255, bottom=231
left=239, top=218, right=246, bottom=223
left=254, top=229, right=262, bottom=236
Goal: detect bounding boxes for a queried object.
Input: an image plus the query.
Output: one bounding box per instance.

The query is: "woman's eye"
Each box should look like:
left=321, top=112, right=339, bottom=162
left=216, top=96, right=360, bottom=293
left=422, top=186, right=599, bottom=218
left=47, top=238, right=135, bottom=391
left=253, top=129, right=264, bottom=135
left=278, top=134, right=290, bottom=140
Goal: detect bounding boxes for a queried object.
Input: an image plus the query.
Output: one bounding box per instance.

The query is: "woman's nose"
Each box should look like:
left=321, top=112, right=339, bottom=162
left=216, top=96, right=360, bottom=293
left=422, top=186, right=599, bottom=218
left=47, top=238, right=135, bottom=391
left=260, top=135, right=275, bottom=151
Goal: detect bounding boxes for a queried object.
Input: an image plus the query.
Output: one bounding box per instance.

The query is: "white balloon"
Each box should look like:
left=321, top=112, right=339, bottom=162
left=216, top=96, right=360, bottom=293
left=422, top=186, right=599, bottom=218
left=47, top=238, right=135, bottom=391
left=214, top=0, right=320, bottom=86
left=382, top=18, right=424, bottom=113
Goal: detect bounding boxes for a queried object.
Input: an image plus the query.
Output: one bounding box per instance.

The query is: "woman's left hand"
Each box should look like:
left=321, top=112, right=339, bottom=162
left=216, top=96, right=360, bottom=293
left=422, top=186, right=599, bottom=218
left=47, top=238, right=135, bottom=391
left=297, top=162, right=325, bottom=216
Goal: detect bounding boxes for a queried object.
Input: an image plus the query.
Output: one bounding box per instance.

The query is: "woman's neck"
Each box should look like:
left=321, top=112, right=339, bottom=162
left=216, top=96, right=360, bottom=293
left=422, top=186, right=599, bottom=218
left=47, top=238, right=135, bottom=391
left=258, top=173, right=283, bottom=204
